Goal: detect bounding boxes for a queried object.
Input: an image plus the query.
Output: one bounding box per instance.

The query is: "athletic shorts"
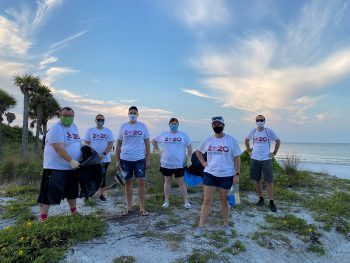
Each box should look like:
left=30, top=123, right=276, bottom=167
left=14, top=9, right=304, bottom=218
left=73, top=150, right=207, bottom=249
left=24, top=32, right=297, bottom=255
left=37, top=169, right=79, bottom=205
left=101, top=162, right=110, bottom=188
left=120, top=159, right=146, bottom=180
left=203, top=172, right=234, bottom=190
left=159, top=167, right=185, bottom=178
left=250, top=159, right=273, bottom=182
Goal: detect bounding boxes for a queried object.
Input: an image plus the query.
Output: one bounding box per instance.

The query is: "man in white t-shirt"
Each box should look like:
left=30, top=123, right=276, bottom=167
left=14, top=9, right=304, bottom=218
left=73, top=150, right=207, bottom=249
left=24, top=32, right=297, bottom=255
left=245, top=114, right=281, bottom=212
left=152, top=117, right=192, bottom=209
left=116, top=106, right=151, bottom=216
left=37, top=107, right=81, bottom=222
left=84, top=114, right=114, bottom=202
left=194, top=116, right=241, bottom=237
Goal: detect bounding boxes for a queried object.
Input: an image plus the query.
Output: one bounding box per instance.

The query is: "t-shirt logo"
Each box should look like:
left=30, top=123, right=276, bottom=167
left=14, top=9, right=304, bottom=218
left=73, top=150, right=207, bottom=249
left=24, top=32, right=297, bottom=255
left=123, top=130, right=143, bottom=137
left=208, top=145, right=229, bottom=153
left=66, top=132, right=80, bottom=140
left=92, top=133, right=109, bottom=140
left=164, top=137, right=182, bottom=143
left=253, top=137, right=268, bottom=143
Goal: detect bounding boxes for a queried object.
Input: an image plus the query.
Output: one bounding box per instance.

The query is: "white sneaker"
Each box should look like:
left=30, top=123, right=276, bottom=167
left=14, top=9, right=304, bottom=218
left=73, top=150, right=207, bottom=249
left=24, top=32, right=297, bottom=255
left=194, top=226, right=204, bottom=237
left=224, top=225, right=232, bottom=236
left=184, top=202, right=191, bottom=209
left=162, top=202, right=169, bottom=208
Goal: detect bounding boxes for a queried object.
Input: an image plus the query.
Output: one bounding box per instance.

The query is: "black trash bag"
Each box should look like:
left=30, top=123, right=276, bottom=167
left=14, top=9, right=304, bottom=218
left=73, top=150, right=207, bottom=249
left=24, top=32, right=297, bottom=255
left=186, top=152, right=207, bottom=177
left=77, top=145, right=103, bottom=198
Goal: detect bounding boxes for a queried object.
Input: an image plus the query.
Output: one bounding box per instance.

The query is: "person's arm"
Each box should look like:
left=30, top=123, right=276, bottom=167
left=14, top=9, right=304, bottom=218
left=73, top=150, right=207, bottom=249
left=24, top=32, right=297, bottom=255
left=196, top=149, right=207, bottom=167
left=186, top=144, right=193, bottom=167
left=233, top=155, right=241, bottom=184
left=145, top=138, right=151, bottom=168
left=52, top=142, right=79, bottom=168
left=151, top=139, right=160, bottom=153
left=271, top=139, right=281, bottom=157
left=244, top=138, right=252, bottom=156
left=115, top=139, right=122, bottom=169
left=101, top=141, right=113, bottom=158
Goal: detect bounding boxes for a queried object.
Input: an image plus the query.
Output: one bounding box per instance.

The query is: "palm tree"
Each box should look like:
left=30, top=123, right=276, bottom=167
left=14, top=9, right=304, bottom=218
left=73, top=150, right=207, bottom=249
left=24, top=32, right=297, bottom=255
left=0, top=89, right=17, bottom=160
left=29, top=85, right=51, bottom=156
left=41, top=95, right=60, bottom=135
left=13, top=74, right=40, bottom=158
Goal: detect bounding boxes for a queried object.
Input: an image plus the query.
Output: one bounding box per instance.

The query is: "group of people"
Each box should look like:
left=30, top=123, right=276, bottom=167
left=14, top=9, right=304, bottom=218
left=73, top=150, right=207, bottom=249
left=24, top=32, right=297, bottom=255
left=37, top=106, right=280, bottom=237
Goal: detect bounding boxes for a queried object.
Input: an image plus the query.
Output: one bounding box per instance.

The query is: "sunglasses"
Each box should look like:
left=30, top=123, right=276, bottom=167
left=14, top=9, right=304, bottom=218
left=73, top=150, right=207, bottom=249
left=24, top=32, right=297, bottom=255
left=96, top=119, right=105, bottom=121
left=256, top=119, right=265, bottom=122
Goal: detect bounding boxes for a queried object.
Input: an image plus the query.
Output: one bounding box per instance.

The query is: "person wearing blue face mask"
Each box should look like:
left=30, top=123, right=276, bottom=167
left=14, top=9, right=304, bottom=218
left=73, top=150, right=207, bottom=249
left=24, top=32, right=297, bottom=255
left=152, top=118, right=192, bottom=209
left=84, top=114, right=115, bottom=202
left=245, top=115, right=281, bottom=212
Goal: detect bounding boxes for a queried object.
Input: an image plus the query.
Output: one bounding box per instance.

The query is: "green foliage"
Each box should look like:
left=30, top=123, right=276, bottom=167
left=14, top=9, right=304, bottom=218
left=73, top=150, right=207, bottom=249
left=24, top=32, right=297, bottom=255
left=0, top=214, right=107, bottom=263
left=1, top=125, right=35, bottom=144
left=187, top=249, right=218, bottom=263
left=274, top=187, right=299, bottom=201
left=241, top=150, right=281, bottom=171
left=113, top=256, right=136, bottom=263
left=304, top=191, right=350, bottom=235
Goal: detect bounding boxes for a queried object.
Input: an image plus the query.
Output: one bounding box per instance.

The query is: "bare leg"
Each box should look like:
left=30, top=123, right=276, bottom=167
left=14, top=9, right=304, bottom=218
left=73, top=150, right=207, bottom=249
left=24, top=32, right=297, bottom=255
left=256, top=180, right=263, bottom=198
left=199, top=186, right=216, bottom=226
left=39, top=204, right=49, bottom=215
left=99, top=187, right=106, bottom=196
left=125, top=179, right=133, bottom=210
left=218, top=188, right=230, bottom=225
left=137, top=178, right=146, bottom=211
left=164, top=176, right=172, bottom=203
left=176, top=176, right=189, bottom=204
left=266, top=182, right=274, bottom=200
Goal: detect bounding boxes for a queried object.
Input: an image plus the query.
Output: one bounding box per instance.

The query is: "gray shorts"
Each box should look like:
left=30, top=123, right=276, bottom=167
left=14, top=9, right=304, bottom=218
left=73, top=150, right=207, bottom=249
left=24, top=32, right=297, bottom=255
left=250, top=159, right=273, bottom=182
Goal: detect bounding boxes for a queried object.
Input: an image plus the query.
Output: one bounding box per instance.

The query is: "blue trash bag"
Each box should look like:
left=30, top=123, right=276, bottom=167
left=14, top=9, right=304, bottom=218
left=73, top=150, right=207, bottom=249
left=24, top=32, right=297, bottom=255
left=184, top=169, right=203, bottom=187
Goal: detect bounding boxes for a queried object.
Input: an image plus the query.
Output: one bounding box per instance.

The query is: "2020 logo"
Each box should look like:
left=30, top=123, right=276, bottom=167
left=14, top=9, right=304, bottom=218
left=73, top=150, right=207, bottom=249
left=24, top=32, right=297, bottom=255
left=208, top=145, right=229, bottom=152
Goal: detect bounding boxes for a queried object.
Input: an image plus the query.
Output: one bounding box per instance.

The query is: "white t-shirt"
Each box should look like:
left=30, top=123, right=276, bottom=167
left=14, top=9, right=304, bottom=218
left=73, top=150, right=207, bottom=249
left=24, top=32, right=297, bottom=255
left=43, top=122, right=81, bottom=170
left=198, top=134, right=242, bottom=177
left=84, top=127, right=115, bottom=162
left=117, top=122, right=150, bottom=161
left=154, top=131, right=192, bottom=169
left=246, top=128, right=279, bottom=161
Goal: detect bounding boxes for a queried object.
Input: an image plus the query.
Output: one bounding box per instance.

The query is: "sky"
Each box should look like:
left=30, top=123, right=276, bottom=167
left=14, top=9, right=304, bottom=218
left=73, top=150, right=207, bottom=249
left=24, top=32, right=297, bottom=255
left=1, top=0, right=350, bottom=143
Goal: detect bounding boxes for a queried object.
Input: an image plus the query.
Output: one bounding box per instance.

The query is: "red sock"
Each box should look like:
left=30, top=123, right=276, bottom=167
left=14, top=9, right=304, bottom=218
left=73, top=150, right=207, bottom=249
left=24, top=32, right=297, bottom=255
left=40, top=213, right=47, bottom=222
left=70, top=207, right=77, bottom=214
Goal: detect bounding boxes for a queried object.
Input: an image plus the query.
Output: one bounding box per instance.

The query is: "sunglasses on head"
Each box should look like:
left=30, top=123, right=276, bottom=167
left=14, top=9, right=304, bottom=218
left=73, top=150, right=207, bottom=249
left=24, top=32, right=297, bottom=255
left=256, top=119, right=265, bottom=122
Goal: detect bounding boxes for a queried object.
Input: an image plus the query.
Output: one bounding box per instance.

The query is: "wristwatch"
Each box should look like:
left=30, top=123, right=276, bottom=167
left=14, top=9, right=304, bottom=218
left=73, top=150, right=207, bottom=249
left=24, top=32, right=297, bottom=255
left=102, top=152, right=107, bottom=156
left=235, top=172, right=240, bottom=176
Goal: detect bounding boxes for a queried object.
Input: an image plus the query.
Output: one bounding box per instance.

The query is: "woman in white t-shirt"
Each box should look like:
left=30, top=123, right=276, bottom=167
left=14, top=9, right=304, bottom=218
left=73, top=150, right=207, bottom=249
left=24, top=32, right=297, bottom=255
left=152, top=118, right=193, bottom=209
left=194, top=116, right=241, bottom=237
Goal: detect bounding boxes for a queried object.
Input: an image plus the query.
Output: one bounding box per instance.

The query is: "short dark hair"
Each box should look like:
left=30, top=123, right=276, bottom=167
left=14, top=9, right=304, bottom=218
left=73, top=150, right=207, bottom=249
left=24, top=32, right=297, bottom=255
left=96, top=113, right=104, bottom=119
left=60, top=107, right=74, bottom=113
left=169, top=118, right=179, bottom=125
left=129, top=106, right=138, bottom=112
left=256, top=114, right=265, bottom=120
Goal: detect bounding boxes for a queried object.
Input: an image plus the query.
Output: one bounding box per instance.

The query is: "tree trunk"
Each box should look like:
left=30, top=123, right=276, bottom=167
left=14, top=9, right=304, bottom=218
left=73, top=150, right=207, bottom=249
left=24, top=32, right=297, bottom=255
left=34, top=104, right=42, bottom=156
left=43, top=121, right=48, bottom=135
left=21, top=91, right=29, bottom=158
left=0, top=119, right=3, bottom=161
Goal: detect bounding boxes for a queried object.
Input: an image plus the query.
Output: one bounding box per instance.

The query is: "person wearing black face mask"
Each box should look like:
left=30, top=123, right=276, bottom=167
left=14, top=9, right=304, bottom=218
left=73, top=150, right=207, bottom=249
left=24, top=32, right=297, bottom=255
left=84, top=114, right=115, bottom=202
left=194, top=116, right=242, bottom=237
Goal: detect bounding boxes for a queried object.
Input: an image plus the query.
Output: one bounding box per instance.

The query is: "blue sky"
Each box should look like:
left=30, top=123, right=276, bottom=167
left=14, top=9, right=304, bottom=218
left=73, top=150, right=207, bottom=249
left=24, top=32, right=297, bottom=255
left=1, top=0, right=350, bottom=143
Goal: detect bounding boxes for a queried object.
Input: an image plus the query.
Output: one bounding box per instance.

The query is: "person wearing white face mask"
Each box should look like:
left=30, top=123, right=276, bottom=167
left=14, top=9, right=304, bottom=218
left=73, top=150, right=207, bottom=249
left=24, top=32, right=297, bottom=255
left=84, top=114, right=115, bottom=202
left=116, top=106, right=151, bottom=216
left=245, top=115, right=281, bottom=212
left=152, top=118, right=192, bottom=209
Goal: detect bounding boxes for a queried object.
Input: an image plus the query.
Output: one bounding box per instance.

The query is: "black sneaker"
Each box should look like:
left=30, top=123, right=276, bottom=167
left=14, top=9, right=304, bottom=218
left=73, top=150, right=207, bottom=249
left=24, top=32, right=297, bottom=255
left=269, top=202, right=277, bottom=212
left=256, top=198, right=264, bottom=207
left=99, top=195, right=107, bottom=202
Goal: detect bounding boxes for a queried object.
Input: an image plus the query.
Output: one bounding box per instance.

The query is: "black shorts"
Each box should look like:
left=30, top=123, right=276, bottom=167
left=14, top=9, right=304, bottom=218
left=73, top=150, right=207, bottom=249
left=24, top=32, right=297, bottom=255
left=203, top=172, right=234, bottom=190
left=159, top=167, right=185, bottom=178
left=101, top=162, right=110, bottom=188
left=37, top=169, right=79, bottom=205
left=250, top=159, right=273, bottom=182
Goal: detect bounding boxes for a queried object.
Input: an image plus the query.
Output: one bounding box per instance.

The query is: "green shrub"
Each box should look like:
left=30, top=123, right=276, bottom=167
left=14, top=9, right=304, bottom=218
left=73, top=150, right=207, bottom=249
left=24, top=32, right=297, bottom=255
left=0, top=214, right=107, bottom=263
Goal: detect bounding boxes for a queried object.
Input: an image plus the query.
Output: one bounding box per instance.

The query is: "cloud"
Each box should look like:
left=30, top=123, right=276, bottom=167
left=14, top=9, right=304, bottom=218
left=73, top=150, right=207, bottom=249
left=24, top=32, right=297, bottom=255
left=0, top=61, right=27, bottom=78
left=186, top=0, right=350, bottom=121
left=39, top=56, right=58, bottom=69
left=44, top=66, right=79, bottom=84
left=32, top=0, right=64, bottom=32
left=163, top=0, right=230, bottom=28
left=181, top=88, right=213, bottom=99
left=49, top=30, right=87, bottom=49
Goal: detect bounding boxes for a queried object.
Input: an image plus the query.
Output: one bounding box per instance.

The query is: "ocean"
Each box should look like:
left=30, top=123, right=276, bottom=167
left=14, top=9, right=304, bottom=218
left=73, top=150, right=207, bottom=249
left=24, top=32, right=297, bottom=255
left=191, top=142, right=350, bottom=180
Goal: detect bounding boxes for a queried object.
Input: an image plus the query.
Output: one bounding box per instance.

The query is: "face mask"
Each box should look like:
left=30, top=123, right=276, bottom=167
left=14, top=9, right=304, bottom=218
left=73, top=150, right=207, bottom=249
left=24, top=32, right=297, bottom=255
left=169, top=124, right=179, bottom=132
left=213, top=126, right=224, bottom=134
left=60, top=116, right=73, bottom=127
left=257, top=121, right=265, bottom=128
left=95, top=120, right=105, bottom=127
left=129, top=114, right=138, bottom=122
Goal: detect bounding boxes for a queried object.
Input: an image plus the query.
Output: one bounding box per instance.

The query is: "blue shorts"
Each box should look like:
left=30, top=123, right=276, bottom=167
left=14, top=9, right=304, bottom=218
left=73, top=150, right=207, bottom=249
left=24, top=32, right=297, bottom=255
left=203, top=172, right=234, bottom=190
left=120, top=159, right=146, bottom=180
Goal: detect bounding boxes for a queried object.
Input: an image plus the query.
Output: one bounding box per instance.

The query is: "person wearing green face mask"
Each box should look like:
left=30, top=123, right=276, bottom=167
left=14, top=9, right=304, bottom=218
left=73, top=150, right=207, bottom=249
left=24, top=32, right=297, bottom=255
left=38, top=107, right=81, bottom=222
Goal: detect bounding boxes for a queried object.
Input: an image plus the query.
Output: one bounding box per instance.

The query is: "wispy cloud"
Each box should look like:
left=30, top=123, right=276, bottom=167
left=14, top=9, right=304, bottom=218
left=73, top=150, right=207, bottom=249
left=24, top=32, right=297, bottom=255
left=39, top=56, right=58, bottom=69
left=181, top=88, right=213, bottom=99
left=44, top=66, right=79, bottom=84
left=49, top=30, right=87, bottom=49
